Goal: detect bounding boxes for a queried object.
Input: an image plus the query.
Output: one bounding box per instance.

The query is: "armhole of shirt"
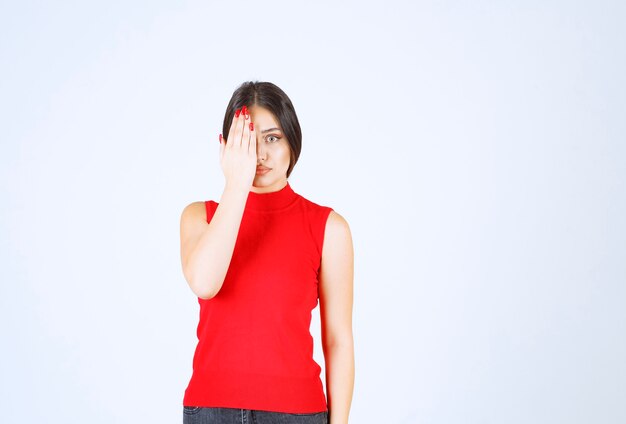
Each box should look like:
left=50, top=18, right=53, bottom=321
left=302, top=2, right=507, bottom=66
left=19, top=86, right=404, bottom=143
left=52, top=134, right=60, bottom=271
left=205, top=200, right=218, bottom=224
left=318, top=206, right=334, bottom=259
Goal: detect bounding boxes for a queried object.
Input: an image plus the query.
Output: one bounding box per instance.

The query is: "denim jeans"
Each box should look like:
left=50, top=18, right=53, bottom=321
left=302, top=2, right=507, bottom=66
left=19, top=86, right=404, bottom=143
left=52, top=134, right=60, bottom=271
left=182, top=406, right=328, bottom=424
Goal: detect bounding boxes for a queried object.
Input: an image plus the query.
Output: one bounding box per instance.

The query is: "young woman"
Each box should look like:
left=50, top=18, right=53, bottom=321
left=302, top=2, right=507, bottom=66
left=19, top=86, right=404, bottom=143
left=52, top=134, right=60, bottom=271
left=179, top=81, right=354, bottom=424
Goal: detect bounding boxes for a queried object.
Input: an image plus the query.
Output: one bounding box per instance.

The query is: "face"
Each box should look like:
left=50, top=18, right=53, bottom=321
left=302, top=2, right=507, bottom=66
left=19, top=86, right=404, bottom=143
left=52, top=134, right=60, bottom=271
left=248, top=105, right=291, bottom=193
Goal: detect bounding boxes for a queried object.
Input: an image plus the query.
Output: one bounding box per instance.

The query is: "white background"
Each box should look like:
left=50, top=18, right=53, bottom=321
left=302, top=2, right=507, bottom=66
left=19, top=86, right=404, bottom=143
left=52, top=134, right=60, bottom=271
left=1, top=1, right=625, bottom=423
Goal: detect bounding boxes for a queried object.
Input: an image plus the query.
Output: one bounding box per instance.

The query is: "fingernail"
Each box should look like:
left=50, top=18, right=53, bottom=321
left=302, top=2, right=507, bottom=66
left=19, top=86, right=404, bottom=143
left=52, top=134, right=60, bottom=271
left=242, top=105, right=248, bottom=115
left=249, top=122, right=254, bottom=131
left=219, top=134, right=222, bottom=143
left=235, top=108, right=241, bottom=118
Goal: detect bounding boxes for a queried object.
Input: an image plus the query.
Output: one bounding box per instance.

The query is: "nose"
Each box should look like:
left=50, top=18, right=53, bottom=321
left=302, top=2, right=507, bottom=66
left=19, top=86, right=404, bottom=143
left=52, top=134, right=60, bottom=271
left=256, top=137, right=266, bottom=161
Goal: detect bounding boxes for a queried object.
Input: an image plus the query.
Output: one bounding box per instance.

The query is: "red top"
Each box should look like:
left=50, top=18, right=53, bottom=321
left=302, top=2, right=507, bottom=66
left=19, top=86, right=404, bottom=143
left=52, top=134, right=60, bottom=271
left=183, top=182, right=333, bottom=413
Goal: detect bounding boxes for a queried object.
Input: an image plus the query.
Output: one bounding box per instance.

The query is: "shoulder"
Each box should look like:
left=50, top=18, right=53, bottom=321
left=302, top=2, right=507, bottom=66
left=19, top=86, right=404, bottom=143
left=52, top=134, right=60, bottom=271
left=324, top=210, right=352, bottom=244
left=180, top=200, right=212, bottom=224
left=294, top=190, right=344, bottom=231
left=297, top=192, right=335, bottom=217
left=327, top=209, right=349, bottom=227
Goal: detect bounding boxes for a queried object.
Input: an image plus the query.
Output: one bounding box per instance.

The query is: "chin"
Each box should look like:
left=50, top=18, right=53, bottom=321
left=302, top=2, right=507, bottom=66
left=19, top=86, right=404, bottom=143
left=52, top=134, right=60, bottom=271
left=252, top=178, right=270, bottom=187
left=252, top=175, right=284, bottom=188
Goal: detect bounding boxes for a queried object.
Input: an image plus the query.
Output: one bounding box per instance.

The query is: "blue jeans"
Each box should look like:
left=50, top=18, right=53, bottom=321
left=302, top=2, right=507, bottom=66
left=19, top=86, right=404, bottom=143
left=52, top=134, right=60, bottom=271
left=182, top=406, right=328, bottom=424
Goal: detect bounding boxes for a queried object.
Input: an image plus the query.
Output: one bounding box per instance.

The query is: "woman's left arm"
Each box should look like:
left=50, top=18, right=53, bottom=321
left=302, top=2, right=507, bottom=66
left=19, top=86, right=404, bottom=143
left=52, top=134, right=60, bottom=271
left=319, top=210, right=355, bottom=424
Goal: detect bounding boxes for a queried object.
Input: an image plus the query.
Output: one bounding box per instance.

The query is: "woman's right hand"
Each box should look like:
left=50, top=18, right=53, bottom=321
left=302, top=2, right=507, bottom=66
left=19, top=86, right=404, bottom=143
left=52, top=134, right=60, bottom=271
left=219, top=105, right=257, bottom=192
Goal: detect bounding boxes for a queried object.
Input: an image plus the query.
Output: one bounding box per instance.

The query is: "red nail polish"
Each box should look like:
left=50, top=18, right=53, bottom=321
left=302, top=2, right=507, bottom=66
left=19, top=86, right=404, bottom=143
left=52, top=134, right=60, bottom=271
left=249, top=122, right=254, bottom=131
left=219, top=134, right=222, bottom=143
left=235, top=108, right=241, bottom=118
left=242, top=105, right=248, bottom=115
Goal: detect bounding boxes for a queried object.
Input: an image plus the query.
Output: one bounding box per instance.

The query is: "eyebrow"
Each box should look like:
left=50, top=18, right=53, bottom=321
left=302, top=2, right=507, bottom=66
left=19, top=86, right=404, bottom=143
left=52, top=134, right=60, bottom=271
left=261, top=127, right=282, bottom=134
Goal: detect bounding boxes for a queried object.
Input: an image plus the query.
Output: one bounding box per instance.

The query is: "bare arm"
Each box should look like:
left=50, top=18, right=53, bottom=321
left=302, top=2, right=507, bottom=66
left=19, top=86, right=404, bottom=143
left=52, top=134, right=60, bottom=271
left=180, top=184, right=249, bottom=299
left=319, top=210, right=355, bottom=424
left=180, top=105, right=258, bottom=299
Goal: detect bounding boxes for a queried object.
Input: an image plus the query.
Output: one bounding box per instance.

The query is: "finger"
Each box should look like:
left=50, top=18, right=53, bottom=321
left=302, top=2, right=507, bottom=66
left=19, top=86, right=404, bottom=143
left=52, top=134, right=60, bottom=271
left=241, top=105, right=250, bottom=151
left=248, top=121, right=257, bottom=156
left=229, top=107, right=243, bottom=148
left=236, top=107, right=247, bottom=148
left=219, top=133, right=224, bottom=158
left=226, top=109, right=239, bottom=147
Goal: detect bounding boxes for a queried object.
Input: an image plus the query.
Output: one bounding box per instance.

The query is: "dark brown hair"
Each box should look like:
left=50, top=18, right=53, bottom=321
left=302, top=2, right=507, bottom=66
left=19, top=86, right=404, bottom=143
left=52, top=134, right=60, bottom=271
left=222, top=81, right=302, bottom=179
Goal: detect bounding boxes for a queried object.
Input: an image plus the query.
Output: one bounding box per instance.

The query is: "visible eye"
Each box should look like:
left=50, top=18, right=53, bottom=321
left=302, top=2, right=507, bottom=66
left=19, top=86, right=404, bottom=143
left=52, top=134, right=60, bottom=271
left=266, top=135, right=281, bottom=143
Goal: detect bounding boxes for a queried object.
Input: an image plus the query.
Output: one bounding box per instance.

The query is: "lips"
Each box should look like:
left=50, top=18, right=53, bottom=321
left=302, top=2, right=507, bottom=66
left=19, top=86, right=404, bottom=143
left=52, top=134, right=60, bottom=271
left=257, top=166, right=271, bottom=171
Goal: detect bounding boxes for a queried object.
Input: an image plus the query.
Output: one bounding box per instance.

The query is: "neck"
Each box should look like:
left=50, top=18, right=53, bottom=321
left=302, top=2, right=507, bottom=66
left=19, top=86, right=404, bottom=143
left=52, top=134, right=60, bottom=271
left=250, top=178, right=288, bottom=194
left=245, top=180, right=298, bottom=212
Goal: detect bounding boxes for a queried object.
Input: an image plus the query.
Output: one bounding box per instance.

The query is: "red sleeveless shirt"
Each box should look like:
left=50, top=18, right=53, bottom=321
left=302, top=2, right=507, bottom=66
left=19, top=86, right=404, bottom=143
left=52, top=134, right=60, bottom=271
left=182, top=182, right=333, bottom=413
